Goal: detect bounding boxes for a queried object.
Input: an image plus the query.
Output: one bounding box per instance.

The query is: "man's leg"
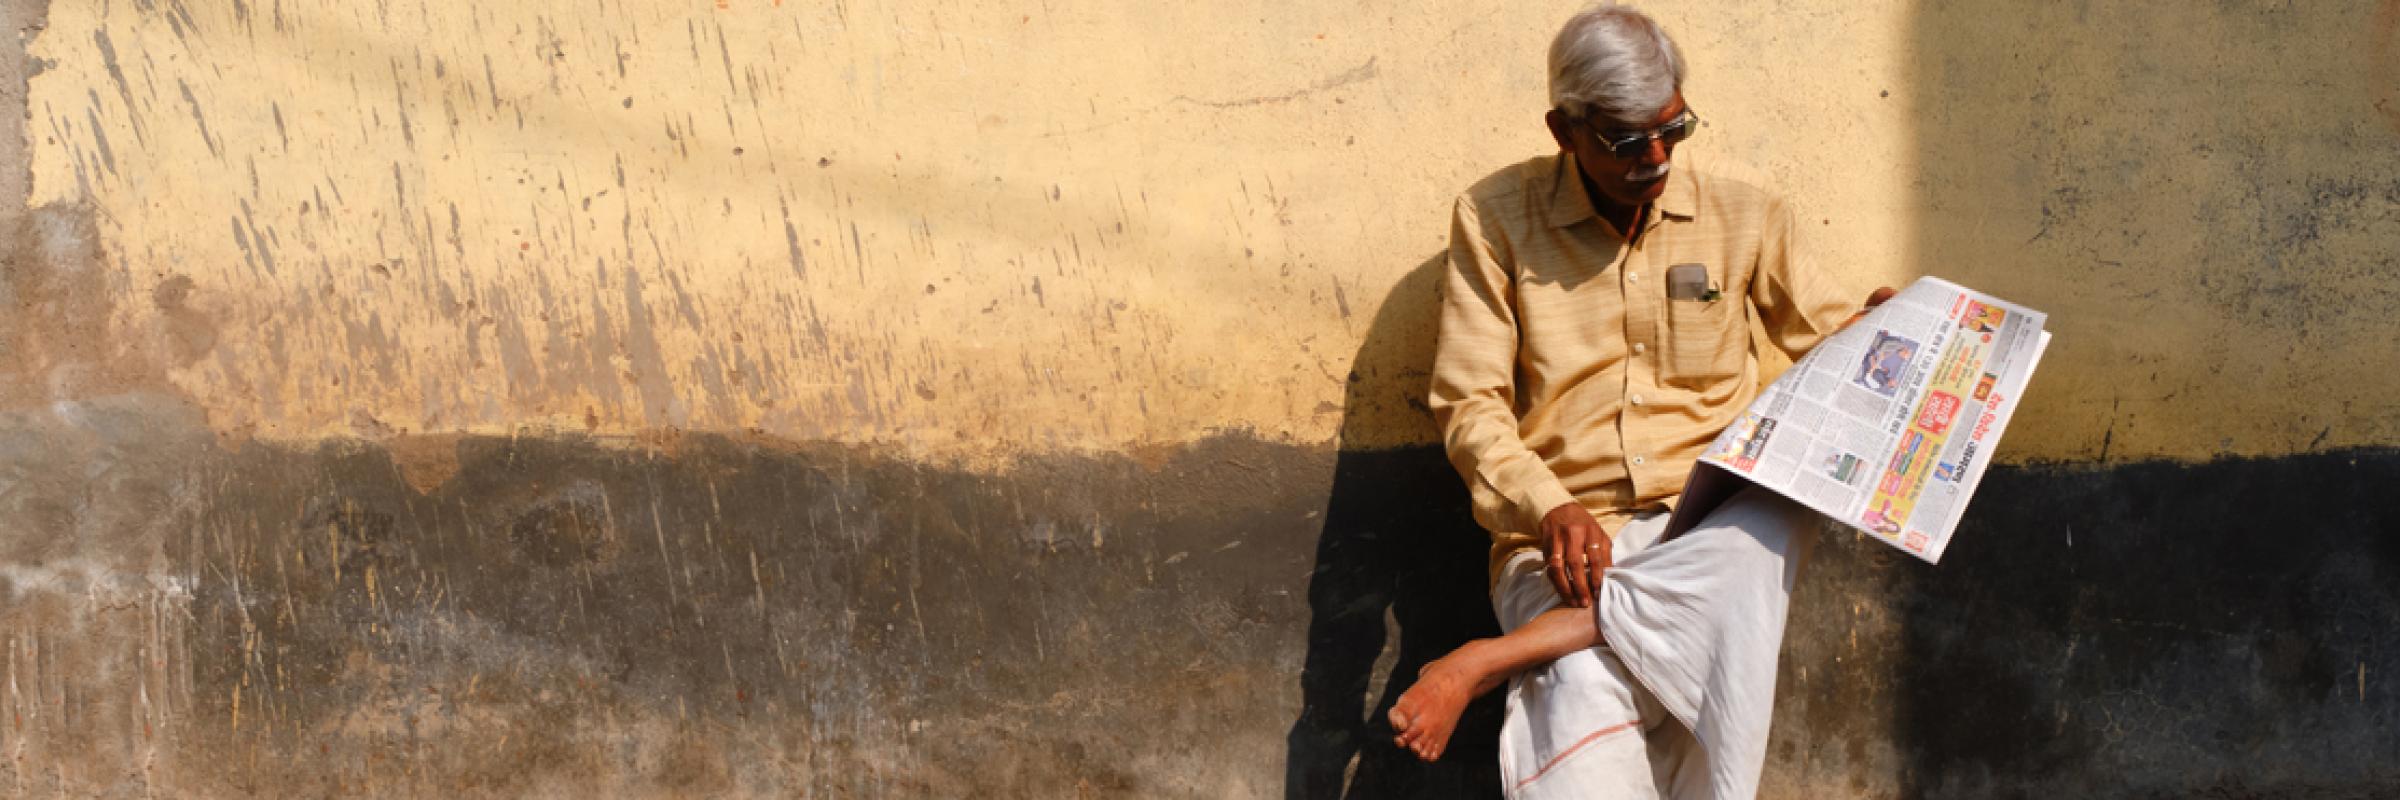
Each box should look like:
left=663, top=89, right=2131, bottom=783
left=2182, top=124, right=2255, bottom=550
left=1594, top=487, right=1818, bottom=799
left=1387, top=510, right=1677, bottom=767
left=1388, top=604, right=1601, bottom=761
left=1388, top=489, right=1816, bottom=797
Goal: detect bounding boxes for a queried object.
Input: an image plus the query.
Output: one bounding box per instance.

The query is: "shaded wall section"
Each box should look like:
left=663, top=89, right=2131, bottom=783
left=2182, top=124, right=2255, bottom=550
left=3, top=0, right=2399, bottom=797
left=163, top=432, right=1336, bottom=796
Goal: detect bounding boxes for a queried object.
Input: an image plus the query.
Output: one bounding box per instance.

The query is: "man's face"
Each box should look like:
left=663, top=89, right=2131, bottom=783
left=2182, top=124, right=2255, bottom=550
left=1546, top=93, right=1689, bottom=210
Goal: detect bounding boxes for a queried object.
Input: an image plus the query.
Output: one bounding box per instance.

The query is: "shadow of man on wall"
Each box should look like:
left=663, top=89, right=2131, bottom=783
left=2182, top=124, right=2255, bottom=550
left=1284, top=252, right=1506, bottom=799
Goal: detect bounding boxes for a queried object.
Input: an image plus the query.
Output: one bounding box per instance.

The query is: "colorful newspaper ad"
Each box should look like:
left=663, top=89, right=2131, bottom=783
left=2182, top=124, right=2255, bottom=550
left=1688, top=276, right=2050, bottom=563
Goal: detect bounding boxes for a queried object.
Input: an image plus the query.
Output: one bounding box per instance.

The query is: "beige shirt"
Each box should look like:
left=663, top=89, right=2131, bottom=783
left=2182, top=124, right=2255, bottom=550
left=1430, top=153, right=1857, bottom=584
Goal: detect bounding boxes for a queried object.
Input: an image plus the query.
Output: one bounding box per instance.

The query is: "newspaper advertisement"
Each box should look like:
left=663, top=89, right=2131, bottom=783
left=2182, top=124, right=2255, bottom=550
left=1687, top=276, right=2051, bottom=563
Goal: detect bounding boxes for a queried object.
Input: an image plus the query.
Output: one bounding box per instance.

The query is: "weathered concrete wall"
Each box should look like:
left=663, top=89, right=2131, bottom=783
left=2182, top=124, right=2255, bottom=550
left=3, top=0, right=2397, bottom=796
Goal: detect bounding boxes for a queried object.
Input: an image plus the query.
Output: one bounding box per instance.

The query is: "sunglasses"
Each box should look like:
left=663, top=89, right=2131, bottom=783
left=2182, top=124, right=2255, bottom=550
left=1577, top=108, right=1700, bottom=160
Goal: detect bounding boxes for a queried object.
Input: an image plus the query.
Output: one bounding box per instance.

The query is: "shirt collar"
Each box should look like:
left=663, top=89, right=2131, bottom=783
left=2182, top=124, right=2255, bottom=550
left=1546, top=152, right=1698, bottom=230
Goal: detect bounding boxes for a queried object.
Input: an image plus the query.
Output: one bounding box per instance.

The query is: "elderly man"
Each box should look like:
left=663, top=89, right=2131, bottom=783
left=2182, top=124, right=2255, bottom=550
left=1386, top=6, right=1889, bottom=798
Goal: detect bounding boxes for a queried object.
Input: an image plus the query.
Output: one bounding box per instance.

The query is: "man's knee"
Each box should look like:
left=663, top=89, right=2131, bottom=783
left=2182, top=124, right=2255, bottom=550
left=1704, top=487, right=1819, bottom=558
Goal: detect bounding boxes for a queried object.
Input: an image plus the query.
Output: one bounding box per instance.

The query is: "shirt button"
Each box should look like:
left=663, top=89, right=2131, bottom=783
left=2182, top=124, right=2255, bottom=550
left=1630, top=394, right=1645, bottom=407
left=1632, top=342, right=1646, bottom=355
left=1632, top=455, right=1647, bottom=466
left=1627, top=273, right=1640, bottom=284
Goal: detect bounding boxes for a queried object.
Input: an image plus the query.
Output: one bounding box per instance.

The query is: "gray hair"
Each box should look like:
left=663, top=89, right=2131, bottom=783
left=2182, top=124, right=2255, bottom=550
left=1548, top=5, right=1686, bottom=127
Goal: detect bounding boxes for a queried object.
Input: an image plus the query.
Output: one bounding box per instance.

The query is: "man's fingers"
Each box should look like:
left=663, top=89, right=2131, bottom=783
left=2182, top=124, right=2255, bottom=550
left=1568, top=528, right=1595, bottom=607
left=1540, top=504, right=1610, bottom=606
left=1540, top=505, right=1612, bottom=607
left=1557, top=557, right=1577, bottom=607
left=1574, top=529, right=1609, bottom=606
left=1581, top=545, right=1597, bottom=606
left=1583, top=550, right=1602, bottom=601
left=1565, top=546, right=1587, bottom=606
left=1551, top=534, right=1580, bottom=607
left=1559, top=541, right=1577, bottom=607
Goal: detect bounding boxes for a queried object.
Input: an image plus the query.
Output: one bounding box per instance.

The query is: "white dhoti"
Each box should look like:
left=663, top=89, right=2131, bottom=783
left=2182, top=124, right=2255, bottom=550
left=1492, top=487, right=1816, bottom=800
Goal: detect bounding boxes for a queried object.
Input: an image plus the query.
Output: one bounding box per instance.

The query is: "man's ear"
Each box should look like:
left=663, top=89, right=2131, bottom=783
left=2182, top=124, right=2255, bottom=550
left=1544, top=109, right=1575, bottom=153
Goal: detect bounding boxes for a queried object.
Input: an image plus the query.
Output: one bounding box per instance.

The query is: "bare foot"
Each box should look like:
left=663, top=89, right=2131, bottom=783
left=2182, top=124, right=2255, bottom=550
left=1387, top=641, right=1501, bottom=762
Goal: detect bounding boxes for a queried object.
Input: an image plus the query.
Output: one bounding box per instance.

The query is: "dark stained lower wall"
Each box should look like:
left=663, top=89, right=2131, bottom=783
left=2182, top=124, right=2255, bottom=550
left=1882, top=450, right=2400, bottom=798
left=5, top=396, right=2395, bottom=796
left=166, top=430, right=1342, bottom=797
left=0, top=389, right=1351, bottom=794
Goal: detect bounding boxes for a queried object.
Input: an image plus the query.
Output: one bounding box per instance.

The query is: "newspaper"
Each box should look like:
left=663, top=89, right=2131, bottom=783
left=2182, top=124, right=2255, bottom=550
left=1668, top=276, right=2051, bottom=563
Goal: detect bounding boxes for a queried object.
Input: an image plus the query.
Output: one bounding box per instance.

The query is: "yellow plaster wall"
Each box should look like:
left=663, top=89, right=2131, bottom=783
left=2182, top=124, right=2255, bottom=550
left=1908, top=2, right=2400, bottom=460
left=23, top=0, right=2400, bottom=464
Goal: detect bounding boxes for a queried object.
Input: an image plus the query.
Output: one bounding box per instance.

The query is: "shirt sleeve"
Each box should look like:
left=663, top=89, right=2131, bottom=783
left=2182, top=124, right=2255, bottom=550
left=1429, top=194, right=1578, bottom=535
left=1750, top=193, right=1861, bottom=360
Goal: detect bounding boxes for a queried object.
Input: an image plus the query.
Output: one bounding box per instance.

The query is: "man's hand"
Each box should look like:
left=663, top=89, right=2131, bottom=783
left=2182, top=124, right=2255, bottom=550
left=1841, top=286, right=1900, bottom=331
left=1539, top=502, right=1610, bottom=608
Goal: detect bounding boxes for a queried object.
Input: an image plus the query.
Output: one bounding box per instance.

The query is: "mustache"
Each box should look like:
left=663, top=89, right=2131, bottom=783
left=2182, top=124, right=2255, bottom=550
left=1624, top=161, right=1671, bottom=182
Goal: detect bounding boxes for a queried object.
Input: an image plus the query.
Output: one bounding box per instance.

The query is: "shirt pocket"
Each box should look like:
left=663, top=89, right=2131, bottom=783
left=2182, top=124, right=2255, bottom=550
left=1661, top=267, right=1744, bottom=384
